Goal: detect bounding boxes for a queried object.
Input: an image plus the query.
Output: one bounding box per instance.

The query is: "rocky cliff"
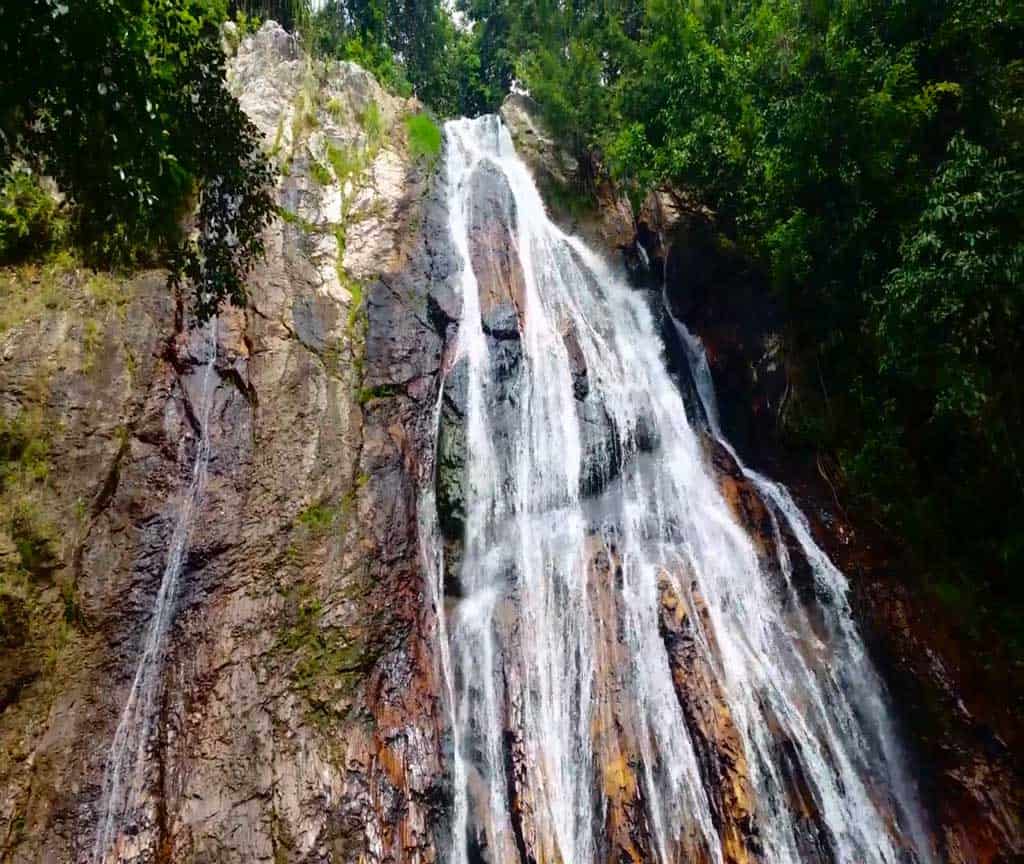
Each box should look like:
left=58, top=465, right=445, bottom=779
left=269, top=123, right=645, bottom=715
left=1, top=23, right=456, bottom=863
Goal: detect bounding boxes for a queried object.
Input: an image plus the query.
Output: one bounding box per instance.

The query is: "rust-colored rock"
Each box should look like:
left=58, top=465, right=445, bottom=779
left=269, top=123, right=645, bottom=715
left=657, top=575, right=759, bottom=864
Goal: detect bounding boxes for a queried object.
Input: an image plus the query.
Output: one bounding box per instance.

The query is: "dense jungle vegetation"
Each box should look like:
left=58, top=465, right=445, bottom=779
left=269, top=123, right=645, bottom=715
left=479, top=0, right=1024, bottom=660
left=2, top=0, right=1022, bottom=657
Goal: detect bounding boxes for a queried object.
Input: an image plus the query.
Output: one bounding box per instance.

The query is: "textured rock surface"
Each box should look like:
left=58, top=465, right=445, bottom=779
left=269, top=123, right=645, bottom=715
left=499, top=94, right=635, bottom=255
left=0, top=23, right=453, bottom=864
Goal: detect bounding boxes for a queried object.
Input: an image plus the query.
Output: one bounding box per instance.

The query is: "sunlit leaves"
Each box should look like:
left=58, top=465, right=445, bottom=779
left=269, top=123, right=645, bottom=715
left=0, top=0, right=274, bottom=315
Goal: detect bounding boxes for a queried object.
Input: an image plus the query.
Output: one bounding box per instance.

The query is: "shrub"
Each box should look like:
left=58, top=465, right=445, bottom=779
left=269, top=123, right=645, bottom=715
left=0, top=170, right=67, bottom=263
left=405, top=113, right=442, bottom=163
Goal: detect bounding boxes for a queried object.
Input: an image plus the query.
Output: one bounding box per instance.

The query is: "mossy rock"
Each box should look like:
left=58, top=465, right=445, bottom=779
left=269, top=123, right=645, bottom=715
left=436, top=407, right=466, bottom=543
left=0, top=588, right=29, bottom=648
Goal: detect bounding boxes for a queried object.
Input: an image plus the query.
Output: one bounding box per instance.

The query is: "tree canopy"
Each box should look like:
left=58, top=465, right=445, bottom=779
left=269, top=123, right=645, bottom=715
left=459, top=0, right=1024, bottom=653
left=0, top=0, right=275, bottom=314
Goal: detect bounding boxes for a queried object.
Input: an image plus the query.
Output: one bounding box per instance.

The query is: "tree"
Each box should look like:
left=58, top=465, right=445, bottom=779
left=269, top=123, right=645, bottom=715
left=0, top=0, right=275, bottom=314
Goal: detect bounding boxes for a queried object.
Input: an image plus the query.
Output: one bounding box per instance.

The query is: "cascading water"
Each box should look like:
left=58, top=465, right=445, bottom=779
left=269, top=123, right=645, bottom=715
left=92, top=320, right=219, bottom=864
left=673, top=316, right=936, bottom=862
left=431, top=115, right=935, bottom=863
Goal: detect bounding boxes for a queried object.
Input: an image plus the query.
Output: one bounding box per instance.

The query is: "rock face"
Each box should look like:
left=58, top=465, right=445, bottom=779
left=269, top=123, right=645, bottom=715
left=499, top=94, right=635, bottom=254
left=659, top=218, right=789, bottom=470
left=0, top=22, right=455, bottom=864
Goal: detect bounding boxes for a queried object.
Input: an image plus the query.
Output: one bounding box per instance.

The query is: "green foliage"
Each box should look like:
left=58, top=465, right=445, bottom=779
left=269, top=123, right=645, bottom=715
left=276, top=583, right=369, bottom=715
left=356, top=383, right=399, bottom=404
left=405, top=113, right=442, bottom=162
left=297, top=502, right=338, bottom=534
left=0, top=0, right=276, bottom=317
left=0, top=410, right=58, bottom=647
left=299, top=0, right=500, bottom=116
left=229, top=0, right=310, bottom=34
left=0, top=169, right=67, bottom=262
left=0, top=253, right=78, bottom=333
left=877, top=134, right=1024, bottom=420
left=360, top=101, right=384, bottom=145
left=307, top=1, right=413, bottom=97
left=324, top=143, right=356, bottom=186
left=309, top=159, right=333, bottom=187
left=456, top=0, right=1024, bottom=653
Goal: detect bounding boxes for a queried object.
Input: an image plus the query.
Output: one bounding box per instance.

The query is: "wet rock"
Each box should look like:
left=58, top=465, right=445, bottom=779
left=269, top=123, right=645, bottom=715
left=466, top=160, right=526, bottom=337
left=437, top=359, right=468, bottom=542
left=662, top=215, right=789, bottom=469
left=658, top=576, right=760, bottom=864
left=578, top=399, right=622, bottom=499
left=587, top=541, right=655, bottom=864
left=562, top=324, right=589, bottom=401
left=708, top=440, right=775, bottom=560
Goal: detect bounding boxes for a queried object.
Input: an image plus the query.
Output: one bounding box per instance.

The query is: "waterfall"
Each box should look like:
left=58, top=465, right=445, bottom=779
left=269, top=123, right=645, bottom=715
left=92, top=319, right=219, bottom=864
left=672, top=315, right=936, bottom=862
left=431, top=115, right=934, bottom=864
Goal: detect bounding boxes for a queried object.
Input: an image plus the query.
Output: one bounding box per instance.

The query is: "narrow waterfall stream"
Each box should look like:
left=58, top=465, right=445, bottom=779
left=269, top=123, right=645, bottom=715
left=92, top=320, right=219, bottom=864
left=431, top=116, right=934, bottom=863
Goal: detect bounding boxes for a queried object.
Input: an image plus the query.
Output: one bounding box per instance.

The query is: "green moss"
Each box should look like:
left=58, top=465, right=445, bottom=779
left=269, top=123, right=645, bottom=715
left=356, top=383, right=400, bottom=405
left=0, top=410, right=61, bottom=651
left=82, top=319, right=103, bottom=372
left=333, top=222, right=347, bottom=260
left=405, top=113, right=442, bottom=163
left=290, top=67, right=321, bottom=148
left=0, top=411, right=51, bottom=488
left=276, top=583, right=373, bottom=721
left=326, top=97, right=346, bottom=123
left=360, top=101, right=384, bottom=148
left=297, top=502, right=339, bottom=534
left=345, top=278, right=363, bottom=333
left=309, top=159, right=333, bottom=187
left=123, top=343, right=138, bottom=383
left=326, top=141, right=363, bottom=187
left=85, top=271, right=129, bottom=312
left=0, top=254, right=73, bottom=332
left=0, top=253, right=129, bottom=342
left=276, top=205, right=318, bottom=234
left=1, top=414, right=57, bottom=577
left=270, top=115, right=286, bottom=158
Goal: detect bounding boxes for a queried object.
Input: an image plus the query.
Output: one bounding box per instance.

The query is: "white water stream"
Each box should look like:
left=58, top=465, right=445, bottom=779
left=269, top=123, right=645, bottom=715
left=92, top=320, right=218, bottom=864
left=431, top=115, right=934, bottom=864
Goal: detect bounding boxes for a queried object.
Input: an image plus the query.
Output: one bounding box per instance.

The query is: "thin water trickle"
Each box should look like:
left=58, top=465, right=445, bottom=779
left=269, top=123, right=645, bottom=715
left=428, top=115, right=935, bottom=863
left=92, top=319, right=218, bottom=864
